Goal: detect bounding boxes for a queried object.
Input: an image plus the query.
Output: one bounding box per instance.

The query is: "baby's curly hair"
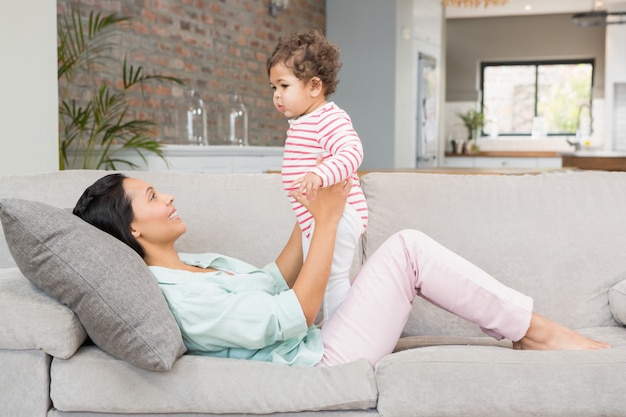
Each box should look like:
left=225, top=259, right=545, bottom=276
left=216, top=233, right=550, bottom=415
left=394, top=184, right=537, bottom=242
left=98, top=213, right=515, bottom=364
left=267, top=28, right=342, bottom=96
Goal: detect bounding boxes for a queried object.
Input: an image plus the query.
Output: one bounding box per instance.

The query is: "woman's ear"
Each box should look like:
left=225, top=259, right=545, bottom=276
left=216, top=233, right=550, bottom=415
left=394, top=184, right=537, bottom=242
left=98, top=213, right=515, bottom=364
left=309, top=77, right=323, bottom=97
left=130, top=224, right=141, bottom=239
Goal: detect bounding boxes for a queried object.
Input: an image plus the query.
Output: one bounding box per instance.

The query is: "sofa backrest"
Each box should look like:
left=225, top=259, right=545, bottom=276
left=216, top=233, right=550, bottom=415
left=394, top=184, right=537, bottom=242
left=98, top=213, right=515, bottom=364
left=0, top=170, right=294, bottom=270
left=3, top=169, right=626, bottom=338
left=0, top=170, right=109, bottom=268
left=360, top=171, right=626, bottom=336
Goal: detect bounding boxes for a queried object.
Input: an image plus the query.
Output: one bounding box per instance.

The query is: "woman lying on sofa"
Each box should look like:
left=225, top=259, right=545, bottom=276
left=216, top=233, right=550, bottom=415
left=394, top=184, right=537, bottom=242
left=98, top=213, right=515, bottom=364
left=73, top=173, right=610, bottom=368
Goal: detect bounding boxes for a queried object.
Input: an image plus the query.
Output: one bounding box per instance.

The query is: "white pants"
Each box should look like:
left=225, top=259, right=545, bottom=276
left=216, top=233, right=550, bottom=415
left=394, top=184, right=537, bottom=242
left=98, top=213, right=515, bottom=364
left=302, top=204, right=362, bottom=323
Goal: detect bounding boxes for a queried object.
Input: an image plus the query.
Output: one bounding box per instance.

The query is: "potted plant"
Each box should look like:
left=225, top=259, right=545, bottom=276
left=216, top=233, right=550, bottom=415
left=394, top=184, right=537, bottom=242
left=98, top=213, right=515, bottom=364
left=457, top=109, right=485, bottom=153
left=57, top=7, right=183, bottom=170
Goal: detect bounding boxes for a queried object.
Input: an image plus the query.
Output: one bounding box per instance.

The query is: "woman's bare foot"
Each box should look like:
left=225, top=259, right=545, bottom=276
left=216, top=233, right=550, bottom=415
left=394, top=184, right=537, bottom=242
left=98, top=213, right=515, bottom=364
left=512, top=313, right=611, bottom=350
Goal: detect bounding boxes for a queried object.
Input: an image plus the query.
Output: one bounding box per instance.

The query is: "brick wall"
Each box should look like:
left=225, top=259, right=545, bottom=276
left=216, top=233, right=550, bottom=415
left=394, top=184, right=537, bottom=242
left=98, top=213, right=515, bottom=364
left=57, top=0, right=326, bottom=146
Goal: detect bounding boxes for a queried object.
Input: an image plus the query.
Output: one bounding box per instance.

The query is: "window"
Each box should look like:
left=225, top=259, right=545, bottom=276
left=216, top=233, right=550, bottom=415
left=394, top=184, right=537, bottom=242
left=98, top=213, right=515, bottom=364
left=480, top=60, right=594, bottom=137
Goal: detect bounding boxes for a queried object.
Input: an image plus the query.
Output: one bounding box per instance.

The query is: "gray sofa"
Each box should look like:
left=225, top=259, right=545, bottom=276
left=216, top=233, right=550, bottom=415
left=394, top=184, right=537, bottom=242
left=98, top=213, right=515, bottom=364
left=2, top=169, right=626, bottom=417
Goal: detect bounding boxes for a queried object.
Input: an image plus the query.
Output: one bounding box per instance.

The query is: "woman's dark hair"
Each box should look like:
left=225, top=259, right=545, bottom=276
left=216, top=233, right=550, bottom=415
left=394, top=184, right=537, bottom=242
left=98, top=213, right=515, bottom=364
left=73, top=173, right=145, bottom=258
left=266, top=28, right=341, bottom=96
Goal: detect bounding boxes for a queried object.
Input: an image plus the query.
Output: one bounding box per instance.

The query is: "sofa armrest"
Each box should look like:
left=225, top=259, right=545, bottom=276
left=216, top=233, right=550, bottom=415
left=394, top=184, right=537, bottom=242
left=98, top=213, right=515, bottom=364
left=0, top=268, right=86, bottom=358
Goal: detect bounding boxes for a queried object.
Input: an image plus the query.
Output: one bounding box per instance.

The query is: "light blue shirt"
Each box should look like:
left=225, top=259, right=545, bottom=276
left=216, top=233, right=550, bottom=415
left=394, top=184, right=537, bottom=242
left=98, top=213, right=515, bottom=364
left=149, top=253, right=324, bottom=366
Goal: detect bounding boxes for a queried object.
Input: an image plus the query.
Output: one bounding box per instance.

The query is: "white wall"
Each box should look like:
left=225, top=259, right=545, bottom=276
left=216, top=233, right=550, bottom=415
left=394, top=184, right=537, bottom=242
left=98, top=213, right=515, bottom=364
left=327, top=0, right=398, bottom=170
left=394, top=0, right=416, bottom=168
left=326, top=0, right=443, bottom=170
left=605, top=23, right=626, bottom=151
left=0, top=0, right=58, bottom=176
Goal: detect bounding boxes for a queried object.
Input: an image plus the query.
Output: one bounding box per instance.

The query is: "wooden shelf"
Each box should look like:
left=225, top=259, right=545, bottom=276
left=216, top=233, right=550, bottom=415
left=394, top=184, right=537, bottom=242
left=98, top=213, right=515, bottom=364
left=561, top=153, right=626, bottom=171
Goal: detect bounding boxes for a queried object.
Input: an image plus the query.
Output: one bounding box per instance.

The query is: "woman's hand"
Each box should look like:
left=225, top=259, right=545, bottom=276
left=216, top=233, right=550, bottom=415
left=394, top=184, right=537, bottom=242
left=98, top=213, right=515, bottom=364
left=289, top=154, right=325, bottom=200
left=291, top=172, right=323, bottom=201
left=276, top=175, right=350, bottom=293
left=290, top=179, right=351, bottom=227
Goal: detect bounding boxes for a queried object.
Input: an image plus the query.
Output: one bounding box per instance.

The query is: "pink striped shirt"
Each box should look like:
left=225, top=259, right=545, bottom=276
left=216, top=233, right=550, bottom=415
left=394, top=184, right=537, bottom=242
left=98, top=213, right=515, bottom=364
left=281, top=102, right=368, bottom=238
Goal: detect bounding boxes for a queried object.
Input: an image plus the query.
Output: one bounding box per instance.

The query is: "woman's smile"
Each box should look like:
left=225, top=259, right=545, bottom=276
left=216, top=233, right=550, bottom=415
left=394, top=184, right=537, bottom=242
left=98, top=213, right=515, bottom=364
left=168, top=210, right=180, bottom=221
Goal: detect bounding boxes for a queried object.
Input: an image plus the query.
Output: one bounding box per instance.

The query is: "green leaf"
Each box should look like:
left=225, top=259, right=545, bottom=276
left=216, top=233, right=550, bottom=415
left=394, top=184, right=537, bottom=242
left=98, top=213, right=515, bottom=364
left=57, top=5, right=183, bottom=170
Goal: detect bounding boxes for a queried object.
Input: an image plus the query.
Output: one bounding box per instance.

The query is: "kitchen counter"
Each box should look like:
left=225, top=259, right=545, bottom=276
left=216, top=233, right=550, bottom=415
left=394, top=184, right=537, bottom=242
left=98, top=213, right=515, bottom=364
left=445, top=151, right=560, bottom=158
left=560, top=151, right=626, bottom=171
left=356, top=167, right=566, bottom=175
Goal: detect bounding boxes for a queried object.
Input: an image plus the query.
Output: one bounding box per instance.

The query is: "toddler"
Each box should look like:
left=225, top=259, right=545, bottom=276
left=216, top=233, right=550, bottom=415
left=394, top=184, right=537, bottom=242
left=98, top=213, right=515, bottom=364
left=267, top=29, right=368, bottom=322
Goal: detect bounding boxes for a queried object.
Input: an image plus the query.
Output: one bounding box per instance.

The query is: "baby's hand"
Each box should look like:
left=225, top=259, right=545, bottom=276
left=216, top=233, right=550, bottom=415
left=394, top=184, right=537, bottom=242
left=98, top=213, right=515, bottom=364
left=293, top=172, right=323, bottom=200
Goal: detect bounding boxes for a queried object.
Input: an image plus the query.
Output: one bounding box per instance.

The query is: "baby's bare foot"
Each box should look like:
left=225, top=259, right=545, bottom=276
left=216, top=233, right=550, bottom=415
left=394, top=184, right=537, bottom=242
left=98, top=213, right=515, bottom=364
left=515, top=313, right=611, bottom=350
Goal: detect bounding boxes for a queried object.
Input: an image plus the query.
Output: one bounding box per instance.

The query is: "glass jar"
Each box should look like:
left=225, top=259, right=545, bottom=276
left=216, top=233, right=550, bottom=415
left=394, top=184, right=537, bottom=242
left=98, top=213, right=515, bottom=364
left=227, top=93, right=249, bottom=146
left=177, top=88, right=208, bottom=146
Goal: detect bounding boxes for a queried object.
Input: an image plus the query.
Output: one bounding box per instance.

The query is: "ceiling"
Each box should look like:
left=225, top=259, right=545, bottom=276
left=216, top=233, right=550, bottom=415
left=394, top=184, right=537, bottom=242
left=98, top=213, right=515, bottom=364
left=445, top=0, right=626, bottom=19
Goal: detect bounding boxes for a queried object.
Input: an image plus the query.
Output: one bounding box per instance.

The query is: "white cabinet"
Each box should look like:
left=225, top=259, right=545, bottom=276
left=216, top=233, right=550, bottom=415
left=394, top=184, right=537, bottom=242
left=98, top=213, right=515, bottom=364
left=442, top=156, right=475, bottom=168
left=232, top=154, right=283, bottom=173
left=475, top=157, right=539, bottom=169
left=113, top=145, right=284, bottom=173
left=443, top=156, right=562, bottom=169
left=535, top=157, right=564, bottom=169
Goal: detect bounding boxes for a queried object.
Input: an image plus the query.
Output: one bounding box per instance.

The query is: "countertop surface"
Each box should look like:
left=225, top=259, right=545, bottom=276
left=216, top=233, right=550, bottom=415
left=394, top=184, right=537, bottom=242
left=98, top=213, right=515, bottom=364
left=445, top=151, right=561, bottom=158
left=356, top=167, right=566, bottom=176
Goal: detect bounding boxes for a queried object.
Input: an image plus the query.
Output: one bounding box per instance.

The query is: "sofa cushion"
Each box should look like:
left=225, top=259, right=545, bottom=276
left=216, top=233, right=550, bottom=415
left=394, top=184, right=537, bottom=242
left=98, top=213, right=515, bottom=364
left=0, top=349, right=52, bottom=417
left=0, top=267, right=86, bottom=357
left=0, top=198, right=186, bottom=371
left=51, top=346, right=378, bottom=414
left=376, top=327, right=626, bottom=417
left=609, top=279, right=626, bottom=325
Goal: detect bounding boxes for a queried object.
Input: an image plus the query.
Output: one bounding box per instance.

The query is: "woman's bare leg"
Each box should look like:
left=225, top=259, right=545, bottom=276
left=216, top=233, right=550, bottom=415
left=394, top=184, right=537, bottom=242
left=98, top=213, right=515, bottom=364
left=513, top=313, right=611, bottom=350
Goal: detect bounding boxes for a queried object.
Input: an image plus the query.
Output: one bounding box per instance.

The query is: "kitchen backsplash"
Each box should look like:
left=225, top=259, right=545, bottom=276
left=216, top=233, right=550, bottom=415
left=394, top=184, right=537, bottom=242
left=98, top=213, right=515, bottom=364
left=444, top=99, right=605, bottom=153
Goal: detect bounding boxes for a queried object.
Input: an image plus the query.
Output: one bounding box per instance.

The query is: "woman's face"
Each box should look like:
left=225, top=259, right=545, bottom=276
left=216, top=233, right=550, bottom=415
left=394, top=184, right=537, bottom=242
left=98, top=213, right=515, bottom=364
left=123, top=177, right=187, bottom=246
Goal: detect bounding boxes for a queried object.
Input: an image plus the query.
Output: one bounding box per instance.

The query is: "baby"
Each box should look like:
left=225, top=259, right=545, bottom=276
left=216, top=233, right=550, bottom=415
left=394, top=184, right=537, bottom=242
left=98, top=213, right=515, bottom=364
left=267, top=29, right=368, bottom=322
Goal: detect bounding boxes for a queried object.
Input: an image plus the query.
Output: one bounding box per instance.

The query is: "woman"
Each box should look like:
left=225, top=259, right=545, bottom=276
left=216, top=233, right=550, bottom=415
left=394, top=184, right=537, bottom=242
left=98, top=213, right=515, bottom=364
left=73, top=173, right=610, bottom=368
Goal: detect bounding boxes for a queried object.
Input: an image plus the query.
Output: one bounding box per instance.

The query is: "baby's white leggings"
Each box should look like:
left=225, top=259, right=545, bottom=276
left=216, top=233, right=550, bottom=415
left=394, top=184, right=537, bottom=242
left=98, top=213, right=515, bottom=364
left=301, top=204, right=362, bottom=323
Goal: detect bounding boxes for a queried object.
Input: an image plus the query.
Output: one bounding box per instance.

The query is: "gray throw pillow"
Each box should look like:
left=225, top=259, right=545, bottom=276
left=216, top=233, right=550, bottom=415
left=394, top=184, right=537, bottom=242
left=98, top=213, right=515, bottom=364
left=609, top=279, right=626, bottom=326
left=0, top=198, right=186, bottom=370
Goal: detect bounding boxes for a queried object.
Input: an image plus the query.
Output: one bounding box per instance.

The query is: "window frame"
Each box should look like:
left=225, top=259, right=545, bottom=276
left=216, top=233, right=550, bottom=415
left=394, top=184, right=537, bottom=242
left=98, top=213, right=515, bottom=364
left=479, top=58, right=595, bottom=137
